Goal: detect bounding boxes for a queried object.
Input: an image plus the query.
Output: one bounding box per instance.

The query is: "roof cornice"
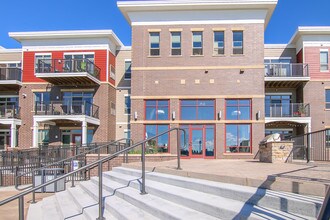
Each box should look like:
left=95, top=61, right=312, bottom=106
left=9, top=30, right=124, bottom=48
left=289, top=26, right=330, bottom=45
left=118, top=0, right=278, bottom=27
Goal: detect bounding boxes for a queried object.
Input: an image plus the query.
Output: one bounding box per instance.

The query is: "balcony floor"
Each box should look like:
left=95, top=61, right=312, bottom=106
left=35, top=72, right=100, bottom=85
left=265, top=77, right=310, bottom=88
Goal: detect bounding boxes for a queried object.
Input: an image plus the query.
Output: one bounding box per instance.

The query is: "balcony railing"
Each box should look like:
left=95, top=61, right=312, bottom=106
left=0, top=105, right=20, bottom=119
left=35, top=101, right=99, bottom=119
left=0, top=68, right=22, bottom=81
left=36, top=59, right=100, bottom=80
left=264, top=63, right=309, bottom=77
left=265, top=103, right=310, bottom=117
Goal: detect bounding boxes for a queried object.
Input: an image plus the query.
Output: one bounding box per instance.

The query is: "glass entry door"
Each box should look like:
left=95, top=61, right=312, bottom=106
left=180, top=125, right=215, bottom=158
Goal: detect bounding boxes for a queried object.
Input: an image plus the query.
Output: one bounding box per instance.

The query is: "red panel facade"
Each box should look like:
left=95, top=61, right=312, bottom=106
left=304, top=47, right=330, bottom=80
left=108, top=51, right=116, bottom=85
left=22, top=50, right=110, bottom=83
left=297, top=49, right=303, bottom=63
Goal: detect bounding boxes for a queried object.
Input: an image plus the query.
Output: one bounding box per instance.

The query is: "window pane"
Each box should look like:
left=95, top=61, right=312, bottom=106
left=125, top=61, right=131, bottom=79
left=240, top=106, right=250, bottom=120
left=146, top=125, right=157, bottom=139
left=321, top=52, right=328, bottom=63
left=181, top=107, right=197, bottom=120
left=205, top=127, right=214, bottom=156
left=157, top=125, right=169, bottom=151
left=226, top=125, right=238, bottom=147
left=326, top=90, right=330, bottom=109
left=226, top=106, right=238, bottom=120
left=157, top=106, right=169, bottom=120
left=233, top=31, right=243, bottom=41
left=146, top=100, right=156, bottom=106
left=181, top=100, right=196, bottom=106
left=238, top=125, right=251, bottom=147
left=198, top=107, right=214, bottom=120
left=158, top=100, right=168, bottom=106
left=146, top=107, right=156, bottom=120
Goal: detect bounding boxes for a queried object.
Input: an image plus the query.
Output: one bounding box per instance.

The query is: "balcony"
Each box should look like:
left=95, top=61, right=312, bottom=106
left=265, top=103, right=310, bottom=118
left=35, top=101, right=99, bottom=119
left=264, top=63, right=310, bottom=88
left=0, top=68, right=22, bottom=90
left=36, top=59, right=101, bottom=85
left=0, top=105, right=20, bottom=119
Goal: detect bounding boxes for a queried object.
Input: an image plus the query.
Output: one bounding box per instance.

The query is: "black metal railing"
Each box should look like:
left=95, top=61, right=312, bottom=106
left=36, top=58, right=100, bottom=80
left=35, top=101, right=99, bottom=118
left=285, top=129, right=330, bottom=162
left=264, top=63, right=309, bottom=77
left=0, top=105, right=20, bottom=119
left=0, top=67, right=22, bottom=81
left=265, top=103, right=310, bottom=117
left=0, top=128, right=186, bottom=220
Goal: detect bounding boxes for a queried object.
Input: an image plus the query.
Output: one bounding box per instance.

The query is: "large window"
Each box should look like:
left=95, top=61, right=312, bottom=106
left=226, top=124, right=251, bottom=153
left=35, top=54, right=51, bottom=73
left=124, top=60, right=131, bottom=80
left=214, top=31, right=224, bottom=55
left=38, top=130, right=49, bottom=147
left=181, top=100, right=215, bottom=120
left=124, top=95, right=131, bottom=114
left=226, top=99, right=251, bottom=120
left=326, top=130, right=330, bottom=147
left=233, top=31, right=243, bottom=54
left=320, top=51, right=329, bottom=71
left=145, top=125, right=169, bottom=153
left=34, top=92, right=50, bottom=112
left=62, top=92, right=93, bottom=115
left=150, top=32, right=160, bottom=56
left=192, top=32, right=203, bottom=55
left=171, top=32, right=181, bottom=56
left=0, top=96, right=19, bottom=117
left=145, top=100, right=169, bottom=120
left=326, top=90, right=330, bottom=109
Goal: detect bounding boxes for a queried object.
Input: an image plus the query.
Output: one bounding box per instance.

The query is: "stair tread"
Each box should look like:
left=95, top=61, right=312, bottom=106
left=81, top=180, right=160, bottom=220
left=41, top=196, right=62, bottom=220
left=112, top=167, right=324, bottom=203
left=27, top=200, right=42, bottom=220
left=55, top=190, right=82, bottom=219
left=105, top=169, right=316, bottom=219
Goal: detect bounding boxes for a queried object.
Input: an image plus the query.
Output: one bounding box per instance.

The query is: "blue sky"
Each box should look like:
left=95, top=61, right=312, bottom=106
left=0, top=0, right=329, bottom=48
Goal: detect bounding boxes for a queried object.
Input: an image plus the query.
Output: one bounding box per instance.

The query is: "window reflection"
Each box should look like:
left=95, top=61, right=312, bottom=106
left=145, top=100, right=169, bottom=120
left=226, top=124, right=251, bottom=153
left=226, top=99, right=251, bottom=120
left=181, top=100, right=215, bottom=120
left=145, top=124, right=169, bottom=153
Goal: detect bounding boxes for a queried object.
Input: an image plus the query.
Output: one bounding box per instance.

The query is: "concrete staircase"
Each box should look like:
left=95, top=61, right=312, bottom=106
left=27, top=167, right=324, bottom=220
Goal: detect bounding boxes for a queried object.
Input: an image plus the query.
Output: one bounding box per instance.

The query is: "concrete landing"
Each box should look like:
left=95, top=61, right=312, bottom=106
left=122, top=159, right=330, bottom=197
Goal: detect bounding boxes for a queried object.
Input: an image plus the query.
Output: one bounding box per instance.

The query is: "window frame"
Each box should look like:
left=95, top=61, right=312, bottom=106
left=233, top=31, right=243, bottom=55
left=192, top=31, right=203, bottom=56
left=171, top=32, right=182, bottom=56
left=225, top=124, right=252, bottom=153
left=320, top=50, right=329, bottom=71
left=144, top=124, right=170, bottom=153
left=149, top=32, right=160, bottom=56
left=145, top=100, right=170, bottom=120
left=180, top=99, right=215, bottom=120
left=213, top=31, right=225, bottom=55
left=124, top=60, right=131, bottom=80
left=124, top=95, right=131, bottom=115
left=34, top=92, right=50, bottom=112
left=226, top=99, right=252, bottom=120
left=326, top=90, right=330, bottom=109
left=326, top=129, right=330, bottom=147
left=35, top=53, right=52, bottom=73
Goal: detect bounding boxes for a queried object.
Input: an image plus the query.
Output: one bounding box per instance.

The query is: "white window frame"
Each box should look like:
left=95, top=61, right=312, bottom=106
left=124, top=59, right=131, bottom=80
left=320, top=50, right=329, bottom=72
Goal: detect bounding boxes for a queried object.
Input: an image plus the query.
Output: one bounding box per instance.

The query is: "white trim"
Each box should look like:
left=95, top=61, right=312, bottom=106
left=106, top=49, right=109, bottom=82
left=0, top=81, right=22, bottom=86
left=265, top=92, right=292, bottom=96
left=265, top=128, right=294, bottom=131
left=264, top=44, right=295, bottom=49
left=124, top=129, right=131, bottom=132
left=35, top=73, right=101, bottom=85
left=63, top=52, right=95, bottom=55
left=117, top=86, right=131, bottom=89
left=265, top=77, right=310, bottom=82
left=35, top=52, right=52, bottom=56
left=320, top=49, right=329, bottom=52
left=116, top=122, right=129, bottom=125
left=132, top=20, right=265, bottom=26
left=124, top=94, right=131, bottom=97
left=0, top=61, right=21, bottom=64
left=0, top=119, right=22, bottom=126
left=124, top=59, right=132, bottom=62
left=0, top=95, right=19, bottom=98
left=265, top=117, right=311, bottom=125
left=34, top=115, right=100, bottom=126
left=23, top=45, right=110, bottom=52
left=264, top=57, right=292, bottom=60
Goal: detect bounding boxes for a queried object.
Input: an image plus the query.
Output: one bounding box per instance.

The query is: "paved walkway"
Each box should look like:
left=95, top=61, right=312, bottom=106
left=123, top=159, right=330, bottom=197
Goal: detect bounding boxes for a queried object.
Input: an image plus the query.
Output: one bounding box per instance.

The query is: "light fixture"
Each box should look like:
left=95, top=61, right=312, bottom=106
left=257, top=110, right=261, bottom=120
left=134, top=111, right=138, bottom=120
left=218, top=111, right=222, bottom=120
left=172, top=111, right=176, bottom=120
left=240, top=69, right=245, bottom=74
left=22, top=93, right=27, bottom=98
left=205, top=70, right=208, bottom=74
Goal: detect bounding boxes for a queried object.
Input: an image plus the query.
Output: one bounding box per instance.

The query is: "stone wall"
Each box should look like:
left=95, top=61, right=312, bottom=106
left=259, top=141, right=294, bottom=163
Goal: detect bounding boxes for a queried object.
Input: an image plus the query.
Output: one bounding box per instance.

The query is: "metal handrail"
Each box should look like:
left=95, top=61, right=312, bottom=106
left=15, top=138, right=132, bottom=191
left=0, top=128, right=186, bottom=220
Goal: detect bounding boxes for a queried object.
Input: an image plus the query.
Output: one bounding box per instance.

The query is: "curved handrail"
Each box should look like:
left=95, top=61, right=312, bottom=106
left=0, top=128, right=186, bottom=220
left=15, top=138, right=133, bottom=191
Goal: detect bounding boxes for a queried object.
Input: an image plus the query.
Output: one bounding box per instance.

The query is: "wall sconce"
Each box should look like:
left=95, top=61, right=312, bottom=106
left=205, top=70, right=208, bottom=74
left=217, top=111, right=222, bottom=120
left=22, top=93, right=27, bottom=99
left=172, top=111, right=176, bottom=120
left=257, top=110, right=261, bottom=120
left=134, top=111, right=138, bottom=120
left=240, top=69, right=245, bottom=74
left=56, top=96, right=59, bottom=100
left=55, top=135, right=58, bottom=139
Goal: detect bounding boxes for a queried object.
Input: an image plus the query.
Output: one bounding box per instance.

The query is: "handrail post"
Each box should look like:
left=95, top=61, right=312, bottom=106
left=19, top=195, right=24, bottom=220
left=97, top=161, right=105, bottom=220
left=31, top=171, right=36, bottom=204
left=140, top=143, right=147, bottom=195
left=177, top=129, right=182, bottom=170
left=71, top=159, right=75, bottom=188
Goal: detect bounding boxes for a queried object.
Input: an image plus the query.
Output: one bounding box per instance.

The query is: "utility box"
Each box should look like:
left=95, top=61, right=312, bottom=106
left=34, top=168, right=65, bottom=192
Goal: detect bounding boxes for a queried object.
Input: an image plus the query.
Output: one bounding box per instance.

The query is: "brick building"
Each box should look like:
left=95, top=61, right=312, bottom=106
left=0, top=0, right=329, bottom=160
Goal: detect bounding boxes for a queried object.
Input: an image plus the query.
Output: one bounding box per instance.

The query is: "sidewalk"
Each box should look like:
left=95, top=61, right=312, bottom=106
left=123, top=159, right=330, bottom=197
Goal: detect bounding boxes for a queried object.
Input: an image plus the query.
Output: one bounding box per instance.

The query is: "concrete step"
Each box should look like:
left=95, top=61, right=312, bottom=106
left=112, top=166, right=323, bottom=218
left=67, top=185, right=117, bottom=220
left=90, top=176, right=219, bottom=220
left=106, top=169, right=316, bottom=220
left=41, top=196, right=61, bottom=220
left=80, top=180, right=160, bottom=220
left=26, top=199, right=42, bottom=220
left=54, top=190, right=82, bottom=219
